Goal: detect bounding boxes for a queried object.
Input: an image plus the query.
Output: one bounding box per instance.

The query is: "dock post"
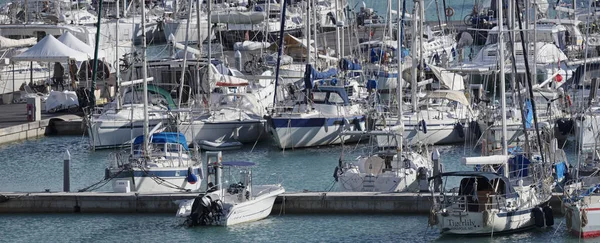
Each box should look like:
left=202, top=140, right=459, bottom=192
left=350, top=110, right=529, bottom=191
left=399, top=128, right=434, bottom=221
left=64, top=149, right=71, bottom=192
left=432, top=149, right=441, bottom=192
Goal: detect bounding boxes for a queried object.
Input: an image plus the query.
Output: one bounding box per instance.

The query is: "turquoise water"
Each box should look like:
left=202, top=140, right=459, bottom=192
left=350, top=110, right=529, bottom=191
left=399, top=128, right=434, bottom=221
left=0, top=136, right=480, bottom=192
left=0, top=213, right=579, bottom=242
left=0, top=136, right=588, bottom=242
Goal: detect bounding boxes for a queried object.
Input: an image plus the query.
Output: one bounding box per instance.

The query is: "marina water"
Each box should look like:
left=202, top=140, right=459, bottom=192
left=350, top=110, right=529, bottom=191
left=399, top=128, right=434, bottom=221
left=0, top=136, right=583, bottom=242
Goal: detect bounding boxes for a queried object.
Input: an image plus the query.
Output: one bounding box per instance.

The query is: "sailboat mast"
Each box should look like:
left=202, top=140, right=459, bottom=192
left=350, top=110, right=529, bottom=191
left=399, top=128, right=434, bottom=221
left=387, top=0, right=393, bottom=39
left=177, top=0, right=195, bottom=109
left=410, top=0, right=419, bottom=112
left=141, top=0, right=150, bottom=153
left=498, top=0, right=508, bottom=177
left=334, top=0, right=341, bottom=59
left=116, top=0, right=121, bottom=110
left=306, top=0, right=311, bottom=64
left=273, top=0, right=289, bottom=106
left=397, top=0, right=404, bottom=153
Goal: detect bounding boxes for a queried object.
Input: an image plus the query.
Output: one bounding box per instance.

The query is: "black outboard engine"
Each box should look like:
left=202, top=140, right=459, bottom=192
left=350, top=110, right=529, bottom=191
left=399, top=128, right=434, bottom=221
left=188, top=195, right=224, bottom=226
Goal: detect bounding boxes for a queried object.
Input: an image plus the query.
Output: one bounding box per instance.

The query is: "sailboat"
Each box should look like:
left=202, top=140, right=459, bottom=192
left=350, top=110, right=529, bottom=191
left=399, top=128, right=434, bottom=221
left=267, top=0, right=366, bottom=149
left=335, top=0, right=433, bottom=193
left=428, top=0, right=559, bottom=234
left=104, top=5, right=202, bottom=193
left=175, top=151, right=285, bottom=226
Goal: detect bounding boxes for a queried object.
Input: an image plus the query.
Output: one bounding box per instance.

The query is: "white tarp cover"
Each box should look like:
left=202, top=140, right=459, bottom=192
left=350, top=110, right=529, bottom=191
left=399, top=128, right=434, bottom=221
left=57, top=32, right=99, bottom=58
left=210, top=11, right=266, bottom=24
left=462, top=155, right=510, bottom=165
left=424, top=90, right=470, bottom=107
left=209, top=64, right=249, bottom=87
left=233, top=41, right=271, bottom=51
left=428, top=65, right=465, bottom=91
left=11, top=35, right=88, bottom=62
left=0, top=36, right=36, bottom=49
left=45, top=90, right=79, bottom=112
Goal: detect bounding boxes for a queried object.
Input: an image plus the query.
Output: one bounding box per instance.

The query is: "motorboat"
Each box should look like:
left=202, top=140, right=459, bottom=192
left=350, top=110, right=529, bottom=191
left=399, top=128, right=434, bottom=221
left=176, top=151, right=285, bottom=226
left=106, top=132, right=203, bottom=192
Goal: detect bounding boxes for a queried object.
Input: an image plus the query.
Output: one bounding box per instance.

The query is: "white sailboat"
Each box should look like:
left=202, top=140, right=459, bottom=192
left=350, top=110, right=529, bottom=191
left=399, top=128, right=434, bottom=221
left=104, top=5, right=202, bottom=193
left=429, top=0, right=557, bottom=234
left=176, top=151, right=285, bottom=226
left=335, top=1, right=433, bottom=193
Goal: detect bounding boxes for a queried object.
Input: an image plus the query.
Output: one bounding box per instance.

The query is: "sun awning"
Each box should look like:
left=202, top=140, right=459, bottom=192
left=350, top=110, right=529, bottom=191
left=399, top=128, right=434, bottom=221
left=11, top=35, right=89, bottom=62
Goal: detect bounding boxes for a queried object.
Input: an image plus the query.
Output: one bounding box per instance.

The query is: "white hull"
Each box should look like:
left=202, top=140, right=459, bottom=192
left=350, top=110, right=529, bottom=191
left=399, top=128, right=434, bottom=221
left=178, top=120, right=265, bottom=144
left=89, top=119, right=163, bottom=149
left=110, top=167, right=202, bottom=193
left=163, top=20, right=211, bottom=44
left=436, top=209, right=535, bottom=234
left=566, top=195, right=600, bottom=238
left=222, top=186, right=284, bottom=226
left=268, top=118, right=366, bottom=149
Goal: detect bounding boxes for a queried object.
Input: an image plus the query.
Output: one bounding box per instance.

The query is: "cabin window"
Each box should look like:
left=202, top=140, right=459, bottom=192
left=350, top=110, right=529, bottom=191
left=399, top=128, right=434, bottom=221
left=328, top=92, right=345, bottom=105
left=167, top=144, right=180, bottom=153
left=312, top=92, right=327, bottom=103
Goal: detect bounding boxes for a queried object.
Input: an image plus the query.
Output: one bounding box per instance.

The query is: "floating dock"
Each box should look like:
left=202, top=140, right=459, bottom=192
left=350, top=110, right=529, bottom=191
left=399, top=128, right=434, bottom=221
left=0, top=191, right=564, bottom=215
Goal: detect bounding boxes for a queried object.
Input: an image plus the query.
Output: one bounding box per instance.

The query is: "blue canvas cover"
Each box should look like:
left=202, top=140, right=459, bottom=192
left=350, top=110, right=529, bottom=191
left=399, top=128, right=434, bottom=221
left=525, top=99, right=533, bottom=129
left=133, top=132, right=189, bottom=150
left=339, top=58, right=362, bottom=71
left=304, top=64, right=338, bottom=89
left=555, top=161, right=567, bottom=181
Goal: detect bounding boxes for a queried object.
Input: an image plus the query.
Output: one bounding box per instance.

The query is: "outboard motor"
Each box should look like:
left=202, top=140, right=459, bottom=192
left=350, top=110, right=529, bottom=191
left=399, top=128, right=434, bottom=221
left=188, top=195, right=223, bottom=226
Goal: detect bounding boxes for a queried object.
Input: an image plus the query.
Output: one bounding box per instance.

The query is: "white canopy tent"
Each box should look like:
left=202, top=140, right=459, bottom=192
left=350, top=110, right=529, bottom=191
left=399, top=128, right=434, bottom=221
left=57, top=32, right=100, bottom=58
left=11, top=35, right=89, bottom=62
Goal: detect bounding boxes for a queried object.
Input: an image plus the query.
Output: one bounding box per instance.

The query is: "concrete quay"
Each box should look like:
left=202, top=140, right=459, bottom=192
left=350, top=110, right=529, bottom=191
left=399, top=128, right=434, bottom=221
left=0, top=191, right=565, bottom=215
left=0, top=103, right=84, bottom=145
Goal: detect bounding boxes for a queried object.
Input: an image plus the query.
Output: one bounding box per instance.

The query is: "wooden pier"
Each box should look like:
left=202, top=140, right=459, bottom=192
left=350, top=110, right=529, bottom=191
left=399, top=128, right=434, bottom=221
left=0, top=191, right=564, bottom=215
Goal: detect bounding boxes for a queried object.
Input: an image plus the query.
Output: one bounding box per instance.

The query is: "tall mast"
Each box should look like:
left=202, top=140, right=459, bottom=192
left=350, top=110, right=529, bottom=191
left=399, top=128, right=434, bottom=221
left=273, top=0, right=289, bottom=106
left=498, top=0, right=508, bottom=177
left=312, top=0, right=318, bottom=62
left=397, top=0, right=405, bottom=153
left=141, top=0, right=149, bottom=153
left=334, top=0, right=341, bottom=59
left=177, top=0, right=195, bottom=109
left=115, top=0, right=121, bottom=110
left=387, top=0, right=393, bottom=39
left=410, top=0, right=419, bottom=112
left=306, top=0, right=311, bottom=64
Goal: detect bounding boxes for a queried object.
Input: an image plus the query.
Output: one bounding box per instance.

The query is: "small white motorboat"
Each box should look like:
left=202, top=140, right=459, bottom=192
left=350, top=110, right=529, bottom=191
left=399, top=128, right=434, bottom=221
left=176, top=151, right=285, bottom=226
left=199, top=139, right=243, bottom=151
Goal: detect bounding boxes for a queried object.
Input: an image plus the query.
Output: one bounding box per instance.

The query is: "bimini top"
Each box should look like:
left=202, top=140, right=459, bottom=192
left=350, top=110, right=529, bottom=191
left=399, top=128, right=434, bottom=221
left=222, top=161, right=255, bottom=167
left=430, top=171, right=517, bottom=198
left=133, top=132, right=189, bottom=151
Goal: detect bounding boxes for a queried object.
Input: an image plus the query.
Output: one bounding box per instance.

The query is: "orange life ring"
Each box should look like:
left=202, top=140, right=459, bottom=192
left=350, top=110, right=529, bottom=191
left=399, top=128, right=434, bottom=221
left=445, top=7, right=455, bottom=17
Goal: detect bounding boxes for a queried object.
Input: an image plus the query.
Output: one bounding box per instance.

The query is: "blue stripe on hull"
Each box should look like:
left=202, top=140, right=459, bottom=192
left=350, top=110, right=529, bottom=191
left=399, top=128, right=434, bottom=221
left=270, top=116, right=365, bottom=128
left=110, top=168, right=201, bottom=178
